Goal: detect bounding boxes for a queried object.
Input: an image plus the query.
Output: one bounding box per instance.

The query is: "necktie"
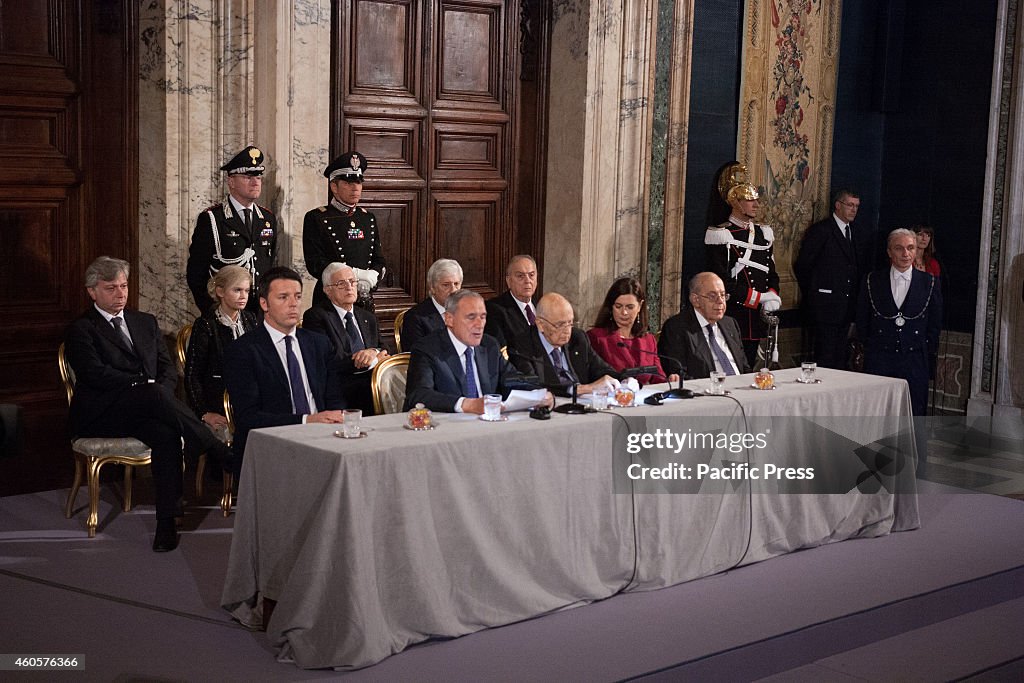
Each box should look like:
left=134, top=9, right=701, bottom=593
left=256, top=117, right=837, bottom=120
left=111, top=316, right=134, bottom=350
left=464, top=347, right=479, bottom=398
left=243, top=208, right=252, bottom=234
left=844, top=224, right=850, bottom=241
left=550, top=347, right=575, bottom=385
left=284, top=336, right=311, bottom=414
left=524, top=303, right=536, bottom=325
left=706, top=324, right=736, bottom=376
left=344, top=311, right=365, bottom=352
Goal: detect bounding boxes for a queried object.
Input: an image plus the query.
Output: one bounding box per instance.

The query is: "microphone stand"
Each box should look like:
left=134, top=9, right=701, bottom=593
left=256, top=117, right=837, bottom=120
left=622, top=343, right=695, bottom=399
left=552, top=381, right=588, bottom=414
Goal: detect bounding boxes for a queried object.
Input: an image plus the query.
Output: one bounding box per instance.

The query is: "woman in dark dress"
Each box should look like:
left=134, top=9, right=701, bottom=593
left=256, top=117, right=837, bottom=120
left=184, top=265, right=258, bottom=437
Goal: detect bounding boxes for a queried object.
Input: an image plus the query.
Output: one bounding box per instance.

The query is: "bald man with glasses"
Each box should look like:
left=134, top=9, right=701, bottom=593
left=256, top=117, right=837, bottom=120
left=509, top=292, right=620, bottom=396
left=658, top=272, right=750, bottom=380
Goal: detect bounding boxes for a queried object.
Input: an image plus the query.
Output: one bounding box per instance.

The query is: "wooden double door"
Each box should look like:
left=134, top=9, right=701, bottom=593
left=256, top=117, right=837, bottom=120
left=330, top=0, right=548, bottom=321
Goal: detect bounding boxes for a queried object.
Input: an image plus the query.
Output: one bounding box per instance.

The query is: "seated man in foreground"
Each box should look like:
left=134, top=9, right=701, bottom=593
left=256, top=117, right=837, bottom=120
left=66, top=256, right=232, bottom=552
left=658, top=272, right=750, bottom=379
left=224, top=267, right=346, bottom=469
left=403, top=289, right=550, bottom=413
left=508, top=292, right=620, bottom=397
left=302, top=262, right=388, bottom=414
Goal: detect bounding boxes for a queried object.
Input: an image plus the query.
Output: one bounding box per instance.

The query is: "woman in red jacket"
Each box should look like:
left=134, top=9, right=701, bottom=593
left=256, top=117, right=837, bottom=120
left=587, top=277, right=680, bottom=387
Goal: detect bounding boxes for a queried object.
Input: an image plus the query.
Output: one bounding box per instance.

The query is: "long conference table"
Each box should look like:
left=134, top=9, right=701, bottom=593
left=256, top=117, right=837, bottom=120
left=221, top=367, right=920, bottom=670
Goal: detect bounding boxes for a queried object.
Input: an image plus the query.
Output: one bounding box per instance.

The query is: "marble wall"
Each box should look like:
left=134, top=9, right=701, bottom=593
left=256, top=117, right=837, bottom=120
left=138, top=0, right=331, bottom=333
left=545, top=0, right=668, bottom=326
left=971, top=0, right=1024, bottom=417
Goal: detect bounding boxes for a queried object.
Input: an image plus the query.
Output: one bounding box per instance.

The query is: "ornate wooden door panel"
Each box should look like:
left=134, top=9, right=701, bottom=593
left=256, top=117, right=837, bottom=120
left=332, top=0, right=526, bottom=323
left=0, top=1, right=137, bottom=492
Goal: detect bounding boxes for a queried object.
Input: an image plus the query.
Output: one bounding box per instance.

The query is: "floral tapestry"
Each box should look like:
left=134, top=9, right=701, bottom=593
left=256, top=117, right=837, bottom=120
left=738, top=0, right=842, bottom=307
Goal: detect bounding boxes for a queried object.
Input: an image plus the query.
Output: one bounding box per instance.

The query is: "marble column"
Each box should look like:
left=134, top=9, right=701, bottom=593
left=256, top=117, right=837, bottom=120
left=138, top=1, right=330, bottom=333
left=969, top=0, right=1024, bottom=418
left=544, top=0, right=660, bottom=325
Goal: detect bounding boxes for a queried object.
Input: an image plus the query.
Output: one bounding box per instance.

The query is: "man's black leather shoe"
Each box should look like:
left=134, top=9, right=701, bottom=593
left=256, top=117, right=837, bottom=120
left=153, top=520, right=179, bottom=552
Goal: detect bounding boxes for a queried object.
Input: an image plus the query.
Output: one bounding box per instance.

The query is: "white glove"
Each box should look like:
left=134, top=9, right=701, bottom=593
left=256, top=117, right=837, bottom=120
left=352, top=267, right=379, bottom=289
left=623, top=377, right=640, bottom=393
left=760, top=290, right=781, bottom=312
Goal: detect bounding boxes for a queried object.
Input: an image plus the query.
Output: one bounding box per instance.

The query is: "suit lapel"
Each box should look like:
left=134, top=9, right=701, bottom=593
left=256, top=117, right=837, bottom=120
left=223, top=200, right=251, bottom=242
left=91, top=309, right=137, bottom=358
left=684, top=310, right=716, bottom=375
left=834, top=218, right=854, bottom=261
left=326, top=306, right=352, bottom=355
left=476, top=344, right=494, bottom=393
left=441, top=333, right=467, bottom=394
left=123, top=311, right=154, bottom=374
left=254, top=326, right=290, bottom=393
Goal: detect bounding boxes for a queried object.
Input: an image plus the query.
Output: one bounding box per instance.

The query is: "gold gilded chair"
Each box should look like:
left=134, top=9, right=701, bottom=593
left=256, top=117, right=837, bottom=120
left=175, top=323, right=212, bottom=496
left=174, top=323, right=192, bottom=375
left=392, top=308, right=409, bottom=353
left=500, top=345, right=509, bottom=361
left=371, top=353, right=411, bottom=414
left=58, top=343, right=153, bottom=537
left=221, top=389, right=235, bottom=516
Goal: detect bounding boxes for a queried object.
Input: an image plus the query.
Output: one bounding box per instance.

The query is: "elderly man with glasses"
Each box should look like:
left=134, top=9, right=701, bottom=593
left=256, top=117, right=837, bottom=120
left=508, top=292, right=620, bottom=397
left=658, top=272, right=750, bottom=380
left=302, top=262, right=389, bottom=414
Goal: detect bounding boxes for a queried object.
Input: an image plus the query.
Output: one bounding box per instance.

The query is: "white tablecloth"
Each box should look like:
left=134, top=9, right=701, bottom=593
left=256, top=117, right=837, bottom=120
left=222, top=368, right=918, bottom=669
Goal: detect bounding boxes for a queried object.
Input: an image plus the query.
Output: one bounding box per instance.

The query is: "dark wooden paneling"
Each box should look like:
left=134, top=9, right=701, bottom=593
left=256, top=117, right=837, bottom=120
left=0, top=0, right=138, bottom=495
left=333, top=0, right=544, bottom=321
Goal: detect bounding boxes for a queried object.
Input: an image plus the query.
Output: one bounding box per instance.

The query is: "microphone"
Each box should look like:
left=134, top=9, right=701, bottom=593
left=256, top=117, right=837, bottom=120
left=620, top=365, right=659, bottom=379
left=619, top=344, right=695, bottom=399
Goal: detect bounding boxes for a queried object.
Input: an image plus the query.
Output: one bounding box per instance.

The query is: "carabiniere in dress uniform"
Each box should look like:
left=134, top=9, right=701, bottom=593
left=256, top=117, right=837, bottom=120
left=186, top=145, right=278, bottom=314
left=302, top=150, right=386, bottom=309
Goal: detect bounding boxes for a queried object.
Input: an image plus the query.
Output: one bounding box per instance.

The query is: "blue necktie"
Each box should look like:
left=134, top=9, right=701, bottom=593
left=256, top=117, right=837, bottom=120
left=344, top=311, right=365, bottom=352
left=706, top=324, right=736, bottom=376
left=464, top=347, right=479, bottom=398
left=285, top=335, right=311, bottom=414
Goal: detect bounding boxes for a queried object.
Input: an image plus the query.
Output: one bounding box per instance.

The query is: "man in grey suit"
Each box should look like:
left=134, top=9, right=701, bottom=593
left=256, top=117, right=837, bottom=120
left=658, top=272, right=751, bottom=379
left=302, top=262, right=388, bottom=414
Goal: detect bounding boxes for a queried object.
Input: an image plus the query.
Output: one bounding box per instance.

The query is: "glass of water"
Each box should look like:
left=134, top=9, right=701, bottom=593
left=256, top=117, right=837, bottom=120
left=800, top=362, right=817, bottom=383
left=708, top=371, right=725, bottom=395
left=342, top=409, right=362, bottom=437
left=483, top=394, right=502, bottom=421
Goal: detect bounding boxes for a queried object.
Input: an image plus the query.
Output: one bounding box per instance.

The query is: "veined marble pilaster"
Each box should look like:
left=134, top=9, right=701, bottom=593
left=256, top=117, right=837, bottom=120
left=545, top=0, right=659, bottom=325
left=138, top=1, right=329, bottom=332
left=970, top=0, right=1024, bottom=418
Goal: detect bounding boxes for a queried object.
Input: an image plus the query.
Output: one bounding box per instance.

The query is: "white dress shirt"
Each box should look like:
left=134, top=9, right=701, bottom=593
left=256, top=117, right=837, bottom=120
left=890, top=267, right=913, bottom=309
left=263, top=321, right=318, bottom=419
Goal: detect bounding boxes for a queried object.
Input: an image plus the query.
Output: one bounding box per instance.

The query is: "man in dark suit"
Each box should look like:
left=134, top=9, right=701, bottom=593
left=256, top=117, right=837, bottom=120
left=66, top=257, right=232, bottom=552
left=404, top=290, right=542, bottom=413
left=224, top=267, right=346, bottom=468
left=509, top=292, right=620, bottom=397
left=856, top=229, right=943, bottom=417
left=794, top=188, right=868, bottom=369
left=484, top=254, right=539, bottom=347
left=658, top=272, right=751, bottom=379
left=302, top=262, right=388, bottom=414
left=400, top=258, right=462, bottom=352
left=186, top=145, right=278, bottom=313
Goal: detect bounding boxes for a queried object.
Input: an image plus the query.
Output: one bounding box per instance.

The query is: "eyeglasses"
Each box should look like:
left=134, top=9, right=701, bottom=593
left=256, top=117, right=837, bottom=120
left=326, top=279, right=359, bottom=289
left=538, top=316, right=575, bottom=330
left=695, top=292, right=729, bottom=303
left=839, top=201, right=860, bottom=209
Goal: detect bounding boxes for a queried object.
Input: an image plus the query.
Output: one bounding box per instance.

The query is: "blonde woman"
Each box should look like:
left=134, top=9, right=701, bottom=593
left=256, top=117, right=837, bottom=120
left=184, top=265, right=258, bottom=431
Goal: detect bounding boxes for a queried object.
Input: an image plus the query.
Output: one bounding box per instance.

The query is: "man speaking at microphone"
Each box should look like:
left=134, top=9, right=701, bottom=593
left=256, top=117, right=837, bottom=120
left=403, top=290, right=551, bottom=413
left=510, top=293, right=621, bottom=396
left=658, top=272, right=750, bottom=379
